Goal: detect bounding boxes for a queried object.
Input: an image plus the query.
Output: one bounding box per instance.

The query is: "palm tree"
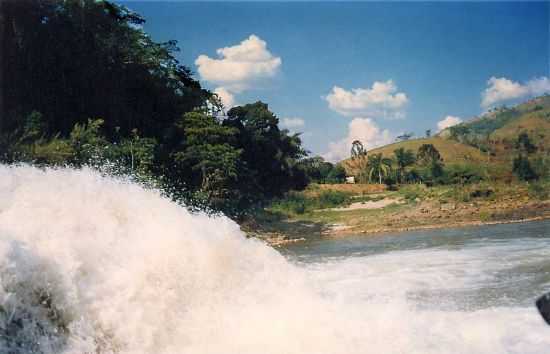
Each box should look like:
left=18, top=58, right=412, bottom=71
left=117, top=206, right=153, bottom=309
left=366, top=153, right=392, bottom=184
left=393, top=148, right=416, bottom=183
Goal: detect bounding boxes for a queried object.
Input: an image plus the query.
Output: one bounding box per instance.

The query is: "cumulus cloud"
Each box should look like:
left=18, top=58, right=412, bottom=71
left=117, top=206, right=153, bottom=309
left=280, top=117, right=305, bottom=130
left=323, top=118, right=394, bottom=162
left=213, top=87, right=235, bottom=108
left=437, top=115, right=462, bottom=132
left=195, top=35, right=281, bottom=105
left=324, top=80, right=408, bottom=119
left=481, top=76, right=550, bottom=108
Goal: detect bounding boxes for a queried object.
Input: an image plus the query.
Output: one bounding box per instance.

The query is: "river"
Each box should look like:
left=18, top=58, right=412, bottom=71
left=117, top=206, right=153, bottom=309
left=1, top=165, right=549, bottom=354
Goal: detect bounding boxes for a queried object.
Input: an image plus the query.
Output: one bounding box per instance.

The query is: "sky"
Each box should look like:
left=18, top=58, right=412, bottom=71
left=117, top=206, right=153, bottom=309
left=121, top=1, right=549, bottom=161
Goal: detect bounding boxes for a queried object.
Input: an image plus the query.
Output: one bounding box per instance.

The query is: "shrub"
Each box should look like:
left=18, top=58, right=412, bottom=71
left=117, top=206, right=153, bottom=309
left=404, top=169, right=421, bottom=184
left=444, top=164, right=486, bottom=185
left=399, top=185, right=427, bottom=202
left=451, top=186, right=471, bottom=202
left=317, top=190, right=351, bottom=208
left=326, top=164, right=347, bottom=183
left=268, top=189, right=352, bottom=216
left=528, top=182, right=550, bottom=200
left=470, top=186, right=494, bottom=199
left=479, top=211, right=491, bottom=222
left=269, top=192, right=307, bottom=215
left=513, top=155, right=538, bottom=181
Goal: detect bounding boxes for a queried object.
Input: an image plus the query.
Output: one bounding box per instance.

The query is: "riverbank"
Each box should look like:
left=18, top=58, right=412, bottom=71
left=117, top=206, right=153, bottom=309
left=242, top=182, right=550, bottom=246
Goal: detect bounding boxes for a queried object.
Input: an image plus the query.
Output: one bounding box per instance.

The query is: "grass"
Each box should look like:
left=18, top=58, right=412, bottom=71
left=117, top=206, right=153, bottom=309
left=254, top=99, right=550, bottom=238
left=254, top=172, right=548, bottom=240
left=491, top=111, right=550, bottom=146
left=293, top=201, right=410, bottom=226
left=269, top=189, right=353, bottom=216
left=528, top=180, right=550, bottom=200
left=342, top=136, right=487, bottom=176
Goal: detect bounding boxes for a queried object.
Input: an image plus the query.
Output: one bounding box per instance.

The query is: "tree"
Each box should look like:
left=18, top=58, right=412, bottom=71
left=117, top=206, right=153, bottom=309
left=326, top=164, right=346, bottom=183
left=393, top=148, right=416, bottom=183
left=299, top=156, right=335, bottom=183
left=0, top=1, right=310, bottom=217
left=225, top=101, right=307, bottom=202
left=1, top=0, right=209, bottom=140
left=449, top=125, right=471, bottom=142
left=404, top=169, right=421, bottom=184
left=417, top=144, right=444, bottom=183
left=68, top=118, right=109, bottom=165
left=516, top=132, right=537, bottom=154
left=513, top=154, right=538, bottom=181
left=367, top=153, right=392, bottom=184
left=351, top=140, right=367, bottom=158
left=425, top=129, right=431, bottom=138
left=171, top=111, right=240, bottom=201
left=115, top=129, right=157, bottom=177
left=417, top=144, right=442, bottom=165
left=350, top=140, right=369, bottom=183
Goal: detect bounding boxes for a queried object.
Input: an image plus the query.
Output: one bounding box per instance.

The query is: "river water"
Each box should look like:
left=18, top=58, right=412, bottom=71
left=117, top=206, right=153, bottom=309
left=281, top=221, right=550, bottom=311
left=1, top=165, right=549, bottom=354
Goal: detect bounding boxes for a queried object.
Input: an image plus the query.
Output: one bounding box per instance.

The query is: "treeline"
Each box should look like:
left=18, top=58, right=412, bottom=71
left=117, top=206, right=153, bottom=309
left=344, top=132, right=548, bottom=188
left=0, top=0, right=308, bottom=216
left=345, top=141, right=451, bottom=187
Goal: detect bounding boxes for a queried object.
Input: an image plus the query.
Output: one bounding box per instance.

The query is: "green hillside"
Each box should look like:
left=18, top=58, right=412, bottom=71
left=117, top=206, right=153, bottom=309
left=490, top=110, right=550, bottom=146
left=343, top=96, right=550, bottom=181
left=369, top=137, right=485, bottom=162
left=440, top=95, right=550, bottom=141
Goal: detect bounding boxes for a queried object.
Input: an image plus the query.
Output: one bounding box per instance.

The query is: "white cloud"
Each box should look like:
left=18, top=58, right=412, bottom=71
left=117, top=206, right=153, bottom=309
left=196, top=35, right=281, bottom=110
left=324, top=80, right=408, bottom=119
left=195, top=34, right=281, bottom=93
left=323, top=118, right=394, bottom=162
left=214, top=87, right=235, bottom=108
left=526, top=77, right=550, bottom=96
left=437, top=115, right=462, bottom=132
left=481, top=76, right=550, bottom=108
left=280, top=117, right=305, bottom=130
left=481, top=77, right=528, bottom=108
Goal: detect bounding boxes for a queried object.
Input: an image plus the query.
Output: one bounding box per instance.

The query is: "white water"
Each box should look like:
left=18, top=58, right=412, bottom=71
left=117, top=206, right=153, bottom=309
left=1, top=165, right=549, bottom=354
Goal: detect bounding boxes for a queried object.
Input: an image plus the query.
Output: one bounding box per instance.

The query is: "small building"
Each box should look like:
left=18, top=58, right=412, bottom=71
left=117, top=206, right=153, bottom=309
left=345, top=176, right=355, bottom=184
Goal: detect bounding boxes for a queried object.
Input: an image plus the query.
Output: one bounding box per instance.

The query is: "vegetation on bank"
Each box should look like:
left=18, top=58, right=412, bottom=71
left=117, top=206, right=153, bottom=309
left=256, top=98, right=550, bottom=240
left=0, top=0, right=310, bottom=217
left=1, top=1, right=548, bottom=230
left=249, top=179, right=550, bottom=244
left=269, top=189, right=354, bottom=216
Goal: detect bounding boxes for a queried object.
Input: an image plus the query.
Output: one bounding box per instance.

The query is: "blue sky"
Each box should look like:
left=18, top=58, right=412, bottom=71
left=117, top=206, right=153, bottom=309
left=122, top=1, right=549, bottom=160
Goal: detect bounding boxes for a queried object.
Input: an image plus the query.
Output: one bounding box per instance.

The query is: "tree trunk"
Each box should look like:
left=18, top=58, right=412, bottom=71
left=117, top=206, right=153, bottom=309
left=379, top=171, right=382, bottom=184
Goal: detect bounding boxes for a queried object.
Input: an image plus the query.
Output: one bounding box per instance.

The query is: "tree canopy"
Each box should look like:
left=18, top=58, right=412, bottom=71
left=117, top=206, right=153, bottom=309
left=367, top=153, right=392, bottom=184
left=0, top=0, right=308, bottom=217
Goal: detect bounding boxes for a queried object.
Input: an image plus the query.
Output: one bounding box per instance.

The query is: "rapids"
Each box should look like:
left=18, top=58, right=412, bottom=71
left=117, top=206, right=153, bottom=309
left=0, top=165, right=549, bottom=354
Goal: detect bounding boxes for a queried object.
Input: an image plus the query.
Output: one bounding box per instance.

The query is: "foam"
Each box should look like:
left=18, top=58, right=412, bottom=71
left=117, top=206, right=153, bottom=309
left=0, top=165, right=548, bottom=354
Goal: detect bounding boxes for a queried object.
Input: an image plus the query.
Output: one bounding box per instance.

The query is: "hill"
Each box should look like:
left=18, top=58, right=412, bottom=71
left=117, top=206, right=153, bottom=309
left=342, top=95, right=550, bottom=180
left=369, top=137, right=485, bottom=163
left=343, top=137, right=487, bottom=175
left=490, top=109, right=550, bottom=147
left=440, top=95, right=550, bottom=141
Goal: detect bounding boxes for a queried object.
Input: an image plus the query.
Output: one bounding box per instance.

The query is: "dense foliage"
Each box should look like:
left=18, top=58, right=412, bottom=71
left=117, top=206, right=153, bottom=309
left=298, top=156, right=346, bottom=184
left=347, top=142, right=492, bottom=187
left=269, top=189, right=352, bottom=216
left=0, top=0, right=307, bottom=217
